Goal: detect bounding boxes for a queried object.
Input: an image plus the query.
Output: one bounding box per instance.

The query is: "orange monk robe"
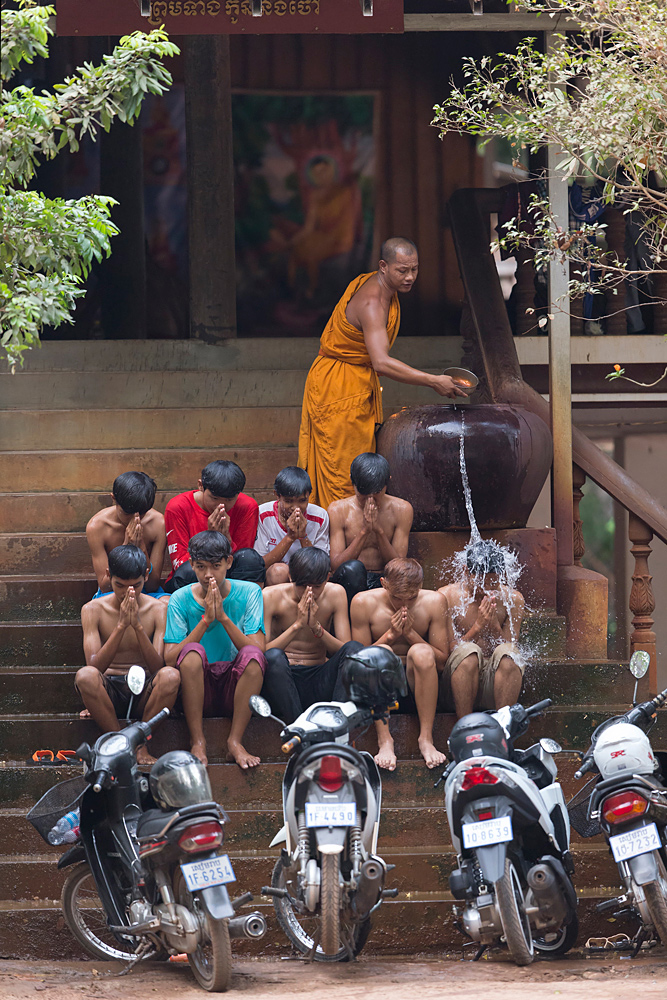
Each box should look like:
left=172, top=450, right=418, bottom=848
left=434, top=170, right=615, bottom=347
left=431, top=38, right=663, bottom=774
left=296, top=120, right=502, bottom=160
left=298, top=272, right=400, bottom=509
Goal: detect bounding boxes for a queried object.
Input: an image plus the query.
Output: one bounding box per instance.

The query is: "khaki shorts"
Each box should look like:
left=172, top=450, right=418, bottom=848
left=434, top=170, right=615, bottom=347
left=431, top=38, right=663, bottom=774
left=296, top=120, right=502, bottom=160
left=440, top=641, right=526, bottom=711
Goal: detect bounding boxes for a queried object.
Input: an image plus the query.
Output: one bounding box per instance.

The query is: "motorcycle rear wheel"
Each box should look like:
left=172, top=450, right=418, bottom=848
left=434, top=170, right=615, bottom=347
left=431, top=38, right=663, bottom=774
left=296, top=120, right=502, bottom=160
left=271, top=857, right=371, bottom=962
left=61, top=862, right=138, bottom=961
left=495, top=859, right=534, bottom=966
left=174, top=871, right=232, bottom=992
left=533, top=914, right=579, bottom=956
left=643, top=854, right=667, bottom=945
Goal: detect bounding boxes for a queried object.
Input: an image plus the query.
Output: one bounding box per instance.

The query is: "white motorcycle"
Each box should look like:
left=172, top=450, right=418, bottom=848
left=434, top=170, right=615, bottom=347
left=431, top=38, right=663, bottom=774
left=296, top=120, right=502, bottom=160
left=251, top=645, right=406, bottom=961
left=440, top=699, right=578, bottom=965
left=569, top=650, right=667, bottom=951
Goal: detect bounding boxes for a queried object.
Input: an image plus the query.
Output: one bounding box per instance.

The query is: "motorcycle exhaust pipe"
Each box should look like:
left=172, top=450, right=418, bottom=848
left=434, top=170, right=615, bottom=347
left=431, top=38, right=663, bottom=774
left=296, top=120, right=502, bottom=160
left=227, top=911, right=267, bottom=940
left=526, top=863, right=567, bottom=925
left=352, top=859, right=385, bottom=919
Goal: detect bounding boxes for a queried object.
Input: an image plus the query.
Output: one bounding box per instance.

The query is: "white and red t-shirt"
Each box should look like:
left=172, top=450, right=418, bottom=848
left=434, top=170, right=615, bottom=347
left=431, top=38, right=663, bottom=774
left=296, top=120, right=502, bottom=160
left=254, top=502, right=329, bottom=563
left=164, top=490, right=259, bottom=581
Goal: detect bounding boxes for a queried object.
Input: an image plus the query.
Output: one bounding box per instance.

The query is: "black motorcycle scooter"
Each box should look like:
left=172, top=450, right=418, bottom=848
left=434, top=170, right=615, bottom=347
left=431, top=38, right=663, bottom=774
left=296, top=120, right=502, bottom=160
left=28, top=708, right=265, bottom=992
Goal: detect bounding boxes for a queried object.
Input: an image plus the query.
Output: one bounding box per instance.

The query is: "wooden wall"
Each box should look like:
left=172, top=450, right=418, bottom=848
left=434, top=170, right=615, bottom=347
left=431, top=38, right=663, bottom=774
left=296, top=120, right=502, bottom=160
left=228, top=32, right=486, bottom=337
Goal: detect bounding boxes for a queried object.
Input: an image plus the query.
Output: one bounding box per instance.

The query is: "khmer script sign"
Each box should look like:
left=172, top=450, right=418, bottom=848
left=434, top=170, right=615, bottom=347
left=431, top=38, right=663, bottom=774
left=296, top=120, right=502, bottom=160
left=56, top=0, right=405, bottom=36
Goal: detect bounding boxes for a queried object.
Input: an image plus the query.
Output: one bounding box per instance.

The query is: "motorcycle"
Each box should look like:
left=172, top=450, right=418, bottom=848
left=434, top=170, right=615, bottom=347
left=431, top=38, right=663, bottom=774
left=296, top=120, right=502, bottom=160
left=440, top=698, right=578, bottom=965
left=250, top=645, right=406, bottom=961
left=27, top=701, right=266, bottom=992
left=568, top=650, right=667, bottom=952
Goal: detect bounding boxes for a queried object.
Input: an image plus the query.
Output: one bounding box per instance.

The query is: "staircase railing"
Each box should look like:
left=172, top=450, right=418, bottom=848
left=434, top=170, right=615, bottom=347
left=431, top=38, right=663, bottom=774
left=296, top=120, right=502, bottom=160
left=447, top=187, right=665, bottom=689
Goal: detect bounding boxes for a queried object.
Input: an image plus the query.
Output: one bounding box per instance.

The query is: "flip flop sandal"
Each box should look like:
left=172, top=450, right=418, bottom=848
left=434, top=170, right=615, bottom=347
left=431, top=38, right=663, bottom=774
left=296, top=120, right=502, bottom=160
left=55, top=750, right=79, bottom=762
left=29, top=750, right=55, bottom=764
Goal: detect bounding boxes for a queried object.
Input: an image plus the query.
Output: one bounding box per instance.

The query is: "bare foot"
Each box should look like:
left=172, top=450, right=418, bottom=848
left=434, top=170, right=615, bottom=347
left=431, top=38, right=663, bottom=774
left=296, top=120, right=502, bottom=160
left=418, top=737, right=447, bottom=769
left=375, top=739, right=397, bottom=771
left=136, top=746, right=157, bottom=767
left=190, top=741, right=208, bottom=767
left=227, top=740, right=260, bottom=769
left=79, top=709, right=91, bottom=719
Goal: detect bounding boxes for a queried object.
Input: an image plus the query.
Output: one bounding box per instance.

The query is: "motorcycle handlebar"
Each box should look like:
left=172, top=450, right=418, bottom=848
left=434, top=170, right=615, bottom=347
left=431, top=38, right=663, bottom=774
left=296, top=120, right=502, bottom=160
left=526, top=698, right=552, bottom=717
left=127, top=707, right=170, bottom=749
left=574, top=755, right=596, bottom=780
left=281, top=735, right=302, bottom=754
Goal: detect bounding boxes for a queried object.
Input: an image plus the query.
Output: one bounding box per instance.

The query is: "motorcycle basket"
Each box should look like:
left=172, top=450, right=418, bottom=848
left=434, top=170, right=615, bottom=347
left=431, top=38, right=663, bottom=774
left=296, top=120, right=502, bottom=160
left=27, top=775, right=88, bottom=844
left=566, top=777, right=601, bottom=838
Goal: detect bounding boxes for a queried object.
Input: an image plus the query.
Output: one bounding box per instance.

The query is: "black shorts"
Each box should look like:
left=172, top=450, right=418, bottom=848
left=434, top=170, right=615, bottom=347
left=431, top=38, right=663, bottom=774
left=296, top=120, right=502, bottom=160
left=87, top=674, right=156, bottom=719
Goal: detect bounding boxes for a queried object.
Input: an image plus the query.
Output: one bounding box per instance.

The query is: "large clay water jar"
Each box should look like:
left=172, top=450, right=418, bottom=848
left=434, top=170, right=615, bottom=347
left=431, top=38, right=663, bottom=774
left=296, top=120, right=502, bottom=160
left=377, top=404, right=552, bottom=532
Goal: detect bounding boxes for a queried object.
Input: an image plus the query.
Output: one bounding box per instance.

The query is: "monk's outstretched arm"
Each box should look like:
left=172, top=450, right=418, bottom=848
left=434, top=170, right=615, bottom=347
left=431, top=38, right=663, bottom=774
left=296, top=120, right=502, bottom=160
left=361, top=304, right=466, bottom=398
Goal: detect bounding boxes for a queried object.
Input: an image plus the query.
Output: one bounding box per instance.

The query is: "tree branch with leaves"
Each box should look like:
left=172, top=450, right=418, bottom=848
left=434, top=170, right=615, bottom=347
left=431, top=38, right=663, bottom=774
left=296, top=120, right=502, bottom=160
left=0, top=2, right=179, bottom=369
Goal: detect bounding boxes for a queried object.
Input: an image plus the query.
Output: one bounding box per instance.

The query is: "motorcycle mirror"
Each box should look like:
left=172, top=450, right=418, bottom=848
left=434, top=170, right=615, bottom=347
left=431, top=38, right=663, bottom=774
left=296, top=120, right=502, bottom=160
left=127, top=664, right=147, bottom=695
left=629, top=650, right=650, bottom=679
left=539, top=738, right=562, bottom=754
left=249, top=695, right=272, bottom=718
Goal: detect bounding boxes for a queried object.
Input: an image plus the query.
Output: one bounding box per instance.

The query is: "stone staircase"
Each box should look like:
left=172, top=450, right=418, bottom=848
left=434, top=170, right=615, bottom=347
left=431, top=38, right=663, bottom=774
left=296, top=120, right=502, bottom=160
left=0, top=337, right=654, bottom=958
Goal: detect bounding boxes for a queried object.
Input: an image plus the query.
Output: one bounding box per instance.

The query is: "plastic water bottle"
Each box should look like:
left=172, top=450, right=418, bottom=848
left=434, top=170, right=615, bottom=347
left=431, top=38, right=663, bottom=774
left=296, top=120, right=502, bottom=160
left=47, top=808, right=80, bottom=845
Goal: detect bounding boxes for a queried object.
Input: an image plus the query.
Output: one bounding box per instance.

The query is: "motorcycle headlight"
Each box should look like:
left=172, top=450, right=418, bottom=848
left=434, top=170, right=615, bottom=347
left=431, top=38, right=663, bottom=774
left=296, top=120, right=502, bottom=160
left=99, top=733, right=129, bottom=755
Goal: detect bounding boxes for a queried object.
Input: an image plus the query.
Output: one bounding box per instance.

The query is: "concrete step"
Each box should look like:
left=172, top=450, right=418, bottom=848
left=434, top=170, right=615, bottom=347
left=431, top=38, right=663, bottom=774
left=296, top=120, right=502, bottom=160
left=0, top=754, right=590, bottom=809
left=0, top=893, right=629, bottom=961
left=0, top=536, right=171, bottom=577
left=0, top=370, right=441, bottom=411
left=0, top=578, right=98, bottom=621
left=13, top=337, right=462, bottom=373
left=0, top=408, right=303, bottom=451
left=1, top=708, right=659, bottom=759
left=0, top=490, right=275, bottom=535
left=0, top=447, right=296, bottom=494
left=0, top=662, right=642, bottom=714
left=0, top=840, right=619, bottom=904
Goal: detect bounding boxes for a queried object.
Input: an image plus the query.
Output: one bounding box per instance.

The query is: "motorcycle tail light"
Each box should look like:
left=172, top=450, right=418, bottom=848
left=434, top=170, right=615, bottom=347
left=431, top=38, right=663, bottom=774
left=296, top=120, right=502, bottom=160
left=602, top=791, right=648, bottom=825
left=178, top=820, right=223, bottom=853
left=317, top=755, right=343, bottom=792
left=477, top=810, right=494, bottom=821
left=461, top=767, right=499, bottom=791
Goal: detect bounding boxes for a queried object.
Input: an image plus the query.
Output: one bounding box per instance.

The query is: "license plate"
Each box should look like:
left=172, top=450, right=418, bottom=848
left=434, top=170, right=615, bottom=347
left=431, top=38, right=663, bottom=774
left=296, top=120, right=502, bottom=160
left=180, top=854, right=236, bottom=892
left=305, top=802, right=356, bottom=828
left=462, top=816, right=513, bottom=849
left=609, top=822, right=661, bottom=862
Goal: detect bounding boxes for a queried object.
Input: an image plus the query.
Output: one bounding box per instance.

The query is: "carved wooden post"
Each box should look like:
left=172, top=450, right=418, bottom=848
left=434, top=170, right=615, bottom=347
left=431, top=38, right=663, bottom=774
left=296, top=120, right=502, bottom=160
left=628, top=513, right=657, bottom=693
left=603, top=207, right=627, bottom=336
left=572, top=464, right=586, bottom=566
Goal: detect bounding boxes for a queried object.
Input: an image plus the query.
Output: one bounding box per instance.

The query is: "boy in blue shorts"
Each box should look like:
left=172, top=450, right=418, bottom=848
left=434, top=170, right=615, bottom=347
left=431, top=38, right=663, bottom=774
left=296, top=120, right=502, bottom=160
left=164, top=531, right=266, bottom=769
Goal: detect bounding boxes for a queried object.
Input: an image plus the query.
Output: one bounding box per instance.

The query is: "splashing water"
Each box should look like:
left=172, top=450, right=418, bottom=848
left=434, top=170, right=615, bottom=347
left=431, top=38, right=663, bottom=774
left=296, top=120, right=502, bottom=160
left=448, top=412, right=526, bottom=647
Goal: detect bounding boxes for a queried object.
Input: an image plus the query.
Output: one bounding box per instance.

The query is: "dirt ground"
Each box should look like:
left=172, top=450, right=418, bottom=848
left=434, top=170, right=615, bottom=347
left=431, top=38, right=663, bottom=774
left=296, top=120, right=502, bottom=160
left=1, top=954, right=666, bottom=1000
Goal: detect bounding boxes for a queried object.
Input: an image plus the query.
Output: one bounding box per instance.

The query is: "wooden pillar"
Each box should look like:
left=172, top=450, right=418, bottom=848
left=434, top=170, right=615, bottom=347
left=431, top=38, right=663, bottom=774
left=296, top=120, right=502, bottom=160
left=99, top=109, right=147, bottom=339
left=569, top=261, right=584, bottom=336
left=603, top=207, right=627, bottom=336
left=185, top=36, right=236, bottom=342
left=628, top=512, right=657, bottom=693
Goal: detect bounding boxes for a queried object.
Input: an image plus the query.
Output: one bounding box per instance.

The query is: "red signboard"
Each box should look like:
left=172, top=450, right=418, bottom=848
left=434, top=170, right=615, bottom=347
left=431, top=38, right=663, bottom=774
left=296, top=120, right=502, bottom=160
left=56, top=0, right=405, bottom=37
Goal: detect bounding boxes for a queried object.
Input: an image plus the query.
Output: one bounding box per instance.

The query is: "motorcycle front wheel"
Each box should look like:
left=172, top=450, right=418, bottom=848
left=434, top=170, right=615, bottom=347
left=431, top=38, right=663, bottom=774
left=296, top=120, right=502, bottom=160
left=174, top=871, right=232, bottom=992
left=61, top=862, right=138, bottom=961
left=271, top=856, right=371, bottom=962
left=495, top=859, right=534, bottom=966
left=643, top=854, right=667, bottom=945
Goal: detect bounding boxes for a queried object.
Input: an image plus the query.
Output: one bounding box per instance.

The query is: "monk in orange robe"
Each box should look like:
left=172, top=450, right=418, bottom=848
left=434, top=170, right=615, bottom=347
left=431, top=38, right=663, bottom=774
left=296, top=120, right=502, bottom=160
left=298, top=238, right=466, bottom=509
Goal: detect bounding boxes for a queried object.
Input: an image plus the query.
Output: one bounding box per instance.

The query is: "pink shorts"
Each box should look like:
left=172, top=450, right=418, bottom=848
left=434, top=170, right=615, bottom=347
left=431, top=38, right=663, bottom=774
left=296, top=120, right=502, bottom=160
left=176, top=642, right=266, bottom=718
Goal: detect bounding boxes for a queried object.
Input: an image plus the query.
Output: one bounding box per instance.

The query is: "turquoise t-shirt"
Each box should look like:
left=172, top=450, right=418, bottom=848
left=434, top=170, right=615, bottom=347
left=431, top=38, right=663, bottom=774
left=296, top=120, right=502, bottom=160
left=164, top=580, right=264, bottom=663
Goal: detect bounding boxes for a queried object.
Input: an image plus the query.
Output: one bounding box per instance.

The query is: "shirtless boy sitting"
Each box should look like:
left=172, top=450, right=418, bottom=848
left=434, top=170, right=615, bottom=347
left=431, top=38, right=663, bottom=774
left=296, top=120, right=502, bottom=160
left=351, top=557, right=451, bottom=770
left=86, top=471, right=167, bottom=597
left=438, top=541, right=525, bottom=716
left=263, top=547, right=361, bottom=723
left=329, top=453, right=413, bottom=604
left=76, top=545, right=179, bottom=765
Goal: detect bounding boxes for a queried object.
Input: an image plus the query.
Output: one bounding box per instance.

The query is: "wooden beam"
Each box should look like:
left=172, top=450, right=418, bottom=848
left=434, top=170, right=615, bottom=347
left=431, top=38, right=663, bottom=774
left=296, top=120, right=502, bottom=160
left=404, top=12, right=578, bottom=32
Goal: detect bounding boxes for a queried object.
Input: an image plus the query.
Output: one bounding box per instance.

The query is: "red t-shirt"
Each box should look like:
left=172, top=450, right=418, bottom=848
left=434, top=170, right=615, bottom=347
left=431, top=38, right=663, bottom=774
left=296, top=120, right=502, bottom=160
left=164, top=490, right=259, bottom=580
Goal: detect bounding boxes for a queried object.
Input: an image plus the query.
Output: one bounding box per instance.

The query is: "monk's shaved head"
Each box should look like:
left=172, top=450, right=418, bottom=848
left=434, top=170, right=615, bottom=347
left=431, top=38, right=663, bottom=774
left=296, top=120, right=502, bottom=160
left=380, top=237, right=418, bottom=264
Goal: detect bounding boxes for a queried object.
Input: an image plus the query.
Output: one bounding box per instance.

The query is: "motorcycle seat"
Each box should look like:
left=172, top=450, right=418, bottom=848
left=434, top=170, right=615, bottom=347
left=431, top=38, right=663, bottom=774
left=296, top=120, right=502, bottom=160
left=136, top=808, right=178, bottom=840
